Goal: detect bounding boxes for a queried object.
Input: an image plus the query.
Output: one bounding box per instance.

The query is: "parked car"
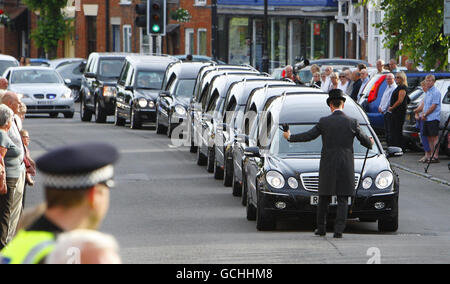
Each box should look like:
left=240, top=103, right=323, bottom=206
left=358, top=72, right=450, bottom=132
left=188, top=65, right=259, bottom=154
left=155, top=62, right=211, bottom=136
left=243, top=93, right=402, bottom=232
left=219, top=80, right=296, bottom=189
left=235, top=86, right=326, bottom=206
left=0, top=55, right=19, bottom=76
left=51, top=58, right=86, bottom=102
left=80, top=53, right=128, bottom=123
left=403, top=79, right=450, bottom=155
left=113, top=55, right=178, bottom=129
left=196, top=73, right=269, bottom=173
left=4, top=67, right=74, bottom=118
left=174, top=55, right=226, bottom=65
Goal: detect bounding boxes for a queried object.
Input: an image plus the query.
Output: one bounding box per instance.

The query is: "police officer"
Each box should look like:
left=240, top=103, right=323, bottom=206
left=0, top=142, right=119, bottom=264
left=283, top=89, right=374, bottom=238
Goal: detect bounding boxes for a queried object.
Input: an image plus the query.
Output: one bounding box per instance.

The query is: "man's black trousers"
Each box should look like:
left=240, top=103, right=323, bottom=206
left=317, top=195, right=350, bottom=234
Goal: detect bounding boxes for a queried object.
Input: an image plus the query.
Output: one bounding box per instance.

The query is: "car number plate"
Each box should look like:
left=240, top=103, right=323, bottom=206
left=310, top=196, right=352, bottom=206
left=37, top=101, right=53, bottom=105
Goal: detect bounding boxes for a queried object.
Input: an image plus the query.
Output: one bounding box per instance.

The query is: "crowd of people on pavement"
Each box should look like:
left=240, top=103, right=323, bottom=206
left=282, top=58, right=445, bottom=163
left=0, top=77, right=122, bottom=264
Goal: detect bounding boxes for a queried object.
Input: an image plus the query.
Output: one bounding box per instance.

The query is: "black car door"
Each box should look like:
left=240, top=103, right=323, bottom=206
left=116, top=62, right=130, bottom=117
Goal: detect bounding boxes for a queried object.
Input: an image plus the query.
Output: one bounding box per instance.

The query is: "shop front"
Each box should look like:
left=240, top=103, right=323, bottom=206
left=217, top=0, right=343, bottom=72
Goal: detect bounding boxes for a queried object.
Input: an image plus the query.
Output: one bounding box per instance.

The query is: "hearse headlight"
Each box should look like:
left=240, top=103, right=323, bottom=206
left=362, top=177, right=373, bottom=189
left=148, top=101, right=155, bottom=108
left=375, top=171, right=393, bottom=189
left=266, top=171, right=285, bottom=189
left=175, top=105, right=186, bottom=116
left=138, top=98, right=148, bottom=108
left=288, top=177, right=298, bottom=189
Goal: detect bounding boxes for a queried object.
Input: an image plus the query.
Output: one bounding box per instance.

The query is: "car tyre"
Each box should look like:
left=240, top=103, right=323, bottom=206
left=206, top=147, right=215, bottom=173
left=95, top=100, right=107, bottom=123
left=189, top=127, right=198, bottom=153
left=378, top=197, right=399, bottom=232
left=156, top=111, right=167, bottom=134
left=214, top=156, right=224, bottom=180
left=63, top=112, right=74, bottom=119
left=256, top=191, right=276, bottom=231
left=246, top=191, right=257, bottom=221
left=232, top=172, right=242, bottom=197
left=114, top=106, right=125, bottom=127
left=241, top=168, right=247, bottom=206
left=196, top=146, right=207, bottom=166
left=80, top=96, right=92, bottom=122
left=130, top=107, right=142, bottom=129
left=223, top=154, right=233, bottom=187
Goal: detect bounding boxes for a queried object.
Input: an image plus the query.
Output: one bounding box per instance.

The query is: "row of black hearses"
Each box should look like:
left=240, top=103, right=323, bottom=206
left=79, top=53, right=403, bottom=232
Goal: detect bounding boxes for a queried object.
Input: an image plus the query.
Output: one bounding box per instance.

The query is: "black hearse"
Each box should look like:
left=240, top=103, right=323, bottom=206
left=196, top=73, right=269, bottom=172
left=188, top=65, right=259, bottom=153
left=114, top=55, right=178, bottom=129
left=233, top=86, right=324, bottom=205
left=81, top=53, right=128, bottom=123
left=156, top=62, right=211, bottom=137
left=217, top=80, right=295, bottom=188
left=243, top=93, right=402, bottom=232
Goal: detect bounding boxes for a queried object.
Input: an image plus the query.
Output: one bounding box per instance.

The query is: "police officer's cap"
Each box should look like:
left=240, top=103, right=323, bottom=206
left=327, top=89, right=346, bottom=106
left=37, top=143, right=119, bottom=190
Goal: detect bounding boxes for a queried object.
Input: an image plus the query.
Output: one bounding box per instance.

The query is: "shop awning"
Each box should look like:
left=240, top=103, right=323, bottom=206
left=166, top=24, right=180, bottom=34
left=7, top=7, right=27, bottom=20
left=217, top=0, right=337, bottom=7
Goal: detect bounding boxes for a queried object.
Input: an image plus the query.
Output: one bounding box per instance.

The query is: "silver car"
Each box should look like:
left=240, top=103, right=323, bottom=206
left=3, top=67, right=75, bottom=118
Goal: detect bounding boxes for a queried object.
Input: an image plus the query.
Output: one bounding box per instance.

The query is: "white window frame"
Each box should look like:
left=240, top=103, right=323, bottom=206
left=119, top=0, right=132, bottom=5
left=185, top=28, right=194, bottom=55
left=123, top=25, right=132, bottom=53
left=197, top=28, right=207, bottom=56
left=140, top=28, right=151, bottom=54
left=195, top=0, right=207, bottom=6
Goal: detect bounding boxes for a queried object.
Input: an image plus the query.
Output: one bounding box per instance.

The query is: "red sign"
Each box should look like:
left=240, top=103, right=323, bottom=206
left=314, top=23, right=321, bottom=36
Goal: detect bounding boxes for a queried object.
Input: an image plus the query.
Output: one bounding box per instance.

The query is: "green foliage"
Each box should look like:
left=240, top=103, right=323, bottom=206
left=366, top=0, right=449, bottom=70
left=23, top=0, right=73, bottom=56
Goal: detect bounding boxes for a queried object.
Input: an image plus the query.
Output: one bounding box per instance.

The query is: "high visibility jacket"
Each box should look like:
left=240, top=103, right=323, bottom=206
left=0, top=230, right=56, bottom=264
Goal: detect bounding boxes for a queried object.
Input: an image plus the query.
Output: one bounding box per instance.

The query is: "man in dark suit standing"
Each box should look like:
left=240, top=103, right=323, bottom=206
left=283, top=89, right=374, bottom=238
left=350, top=70, right=362, bottom=102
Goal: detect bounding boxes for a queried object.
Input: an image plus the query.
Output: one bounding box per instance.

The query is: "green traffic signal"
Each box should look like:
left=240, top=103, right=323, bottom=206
left=152, top=24, right=161, bottom=33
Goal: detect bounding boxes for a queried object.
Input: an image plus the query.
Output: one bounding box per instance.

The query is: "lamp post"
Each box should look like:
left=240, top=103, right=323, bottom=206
left=262, top=0, right=269, bottom=73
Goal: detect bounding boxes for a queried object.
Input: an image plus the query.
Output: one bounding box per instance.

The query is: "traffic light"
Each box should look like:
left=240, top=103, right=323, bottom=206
left=135, top=2, right=147, bottom=28
left=149, top=0, right=166, bottom=36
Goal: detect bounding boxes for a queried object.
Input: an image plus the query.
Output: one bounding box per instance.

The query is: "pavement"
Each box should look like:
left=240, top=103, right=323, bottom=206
left=391, top=150, right=450, bottom=187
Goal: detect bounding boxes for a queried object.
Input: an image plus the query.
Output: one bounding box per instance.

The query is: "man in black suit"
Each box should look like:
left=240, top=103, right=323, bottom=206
left=350, top=70, right=362, bottom=102
left=283, top=89, right=374, bottom=238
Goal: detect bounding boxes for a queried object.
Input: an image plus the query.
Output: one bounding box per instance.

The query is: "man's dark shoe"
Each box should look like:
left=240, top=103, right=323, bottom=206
left=314, top=229, right=326, bottom=236
left=333, top=233, right=343, bottom=239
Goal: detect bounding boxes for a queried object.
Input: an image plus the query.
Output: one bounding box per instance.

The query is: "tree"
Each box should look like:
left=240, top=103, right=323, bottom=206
left=365, top=0, right=450, bottom=70
left=24, top=0, right=73, bottom=58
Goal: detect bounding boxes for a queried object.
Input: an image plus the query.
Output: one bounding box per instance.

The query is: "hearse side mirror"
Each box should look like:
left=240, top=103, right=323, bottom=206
left=386, top=146, right=403, bottom=158
left=84, top=72, right=96, bottom=79
left=64, top=79, right=71, bottom=85
left=235, top=134, right=249, bottom=145
left=125, top=86, right=134, bottom=91
left=244, top=147, right=260, bottom=158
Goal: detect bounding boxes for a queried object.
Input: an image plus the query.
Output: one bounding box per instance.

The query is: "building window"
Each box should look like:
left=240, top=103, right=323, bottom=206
left=112, top=25, right=121, bottom=52
left=195, top=0, right=207, bottom=6
left=119, top=0, right=132, bottom=5
left=228, top=18, right=250, bottom=65
left=197, top=29, right=207, bottom=56
left=123, top=25, right=132, bottom=53
left=270, top=18, right=287, bottom=72
left=140, top=28, right=151, bottom=54
left=86, top=16, right=97, bottom=55
left=306, top=19, right=329, bottom=60
left=185, top=28, right=194, bottom=55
